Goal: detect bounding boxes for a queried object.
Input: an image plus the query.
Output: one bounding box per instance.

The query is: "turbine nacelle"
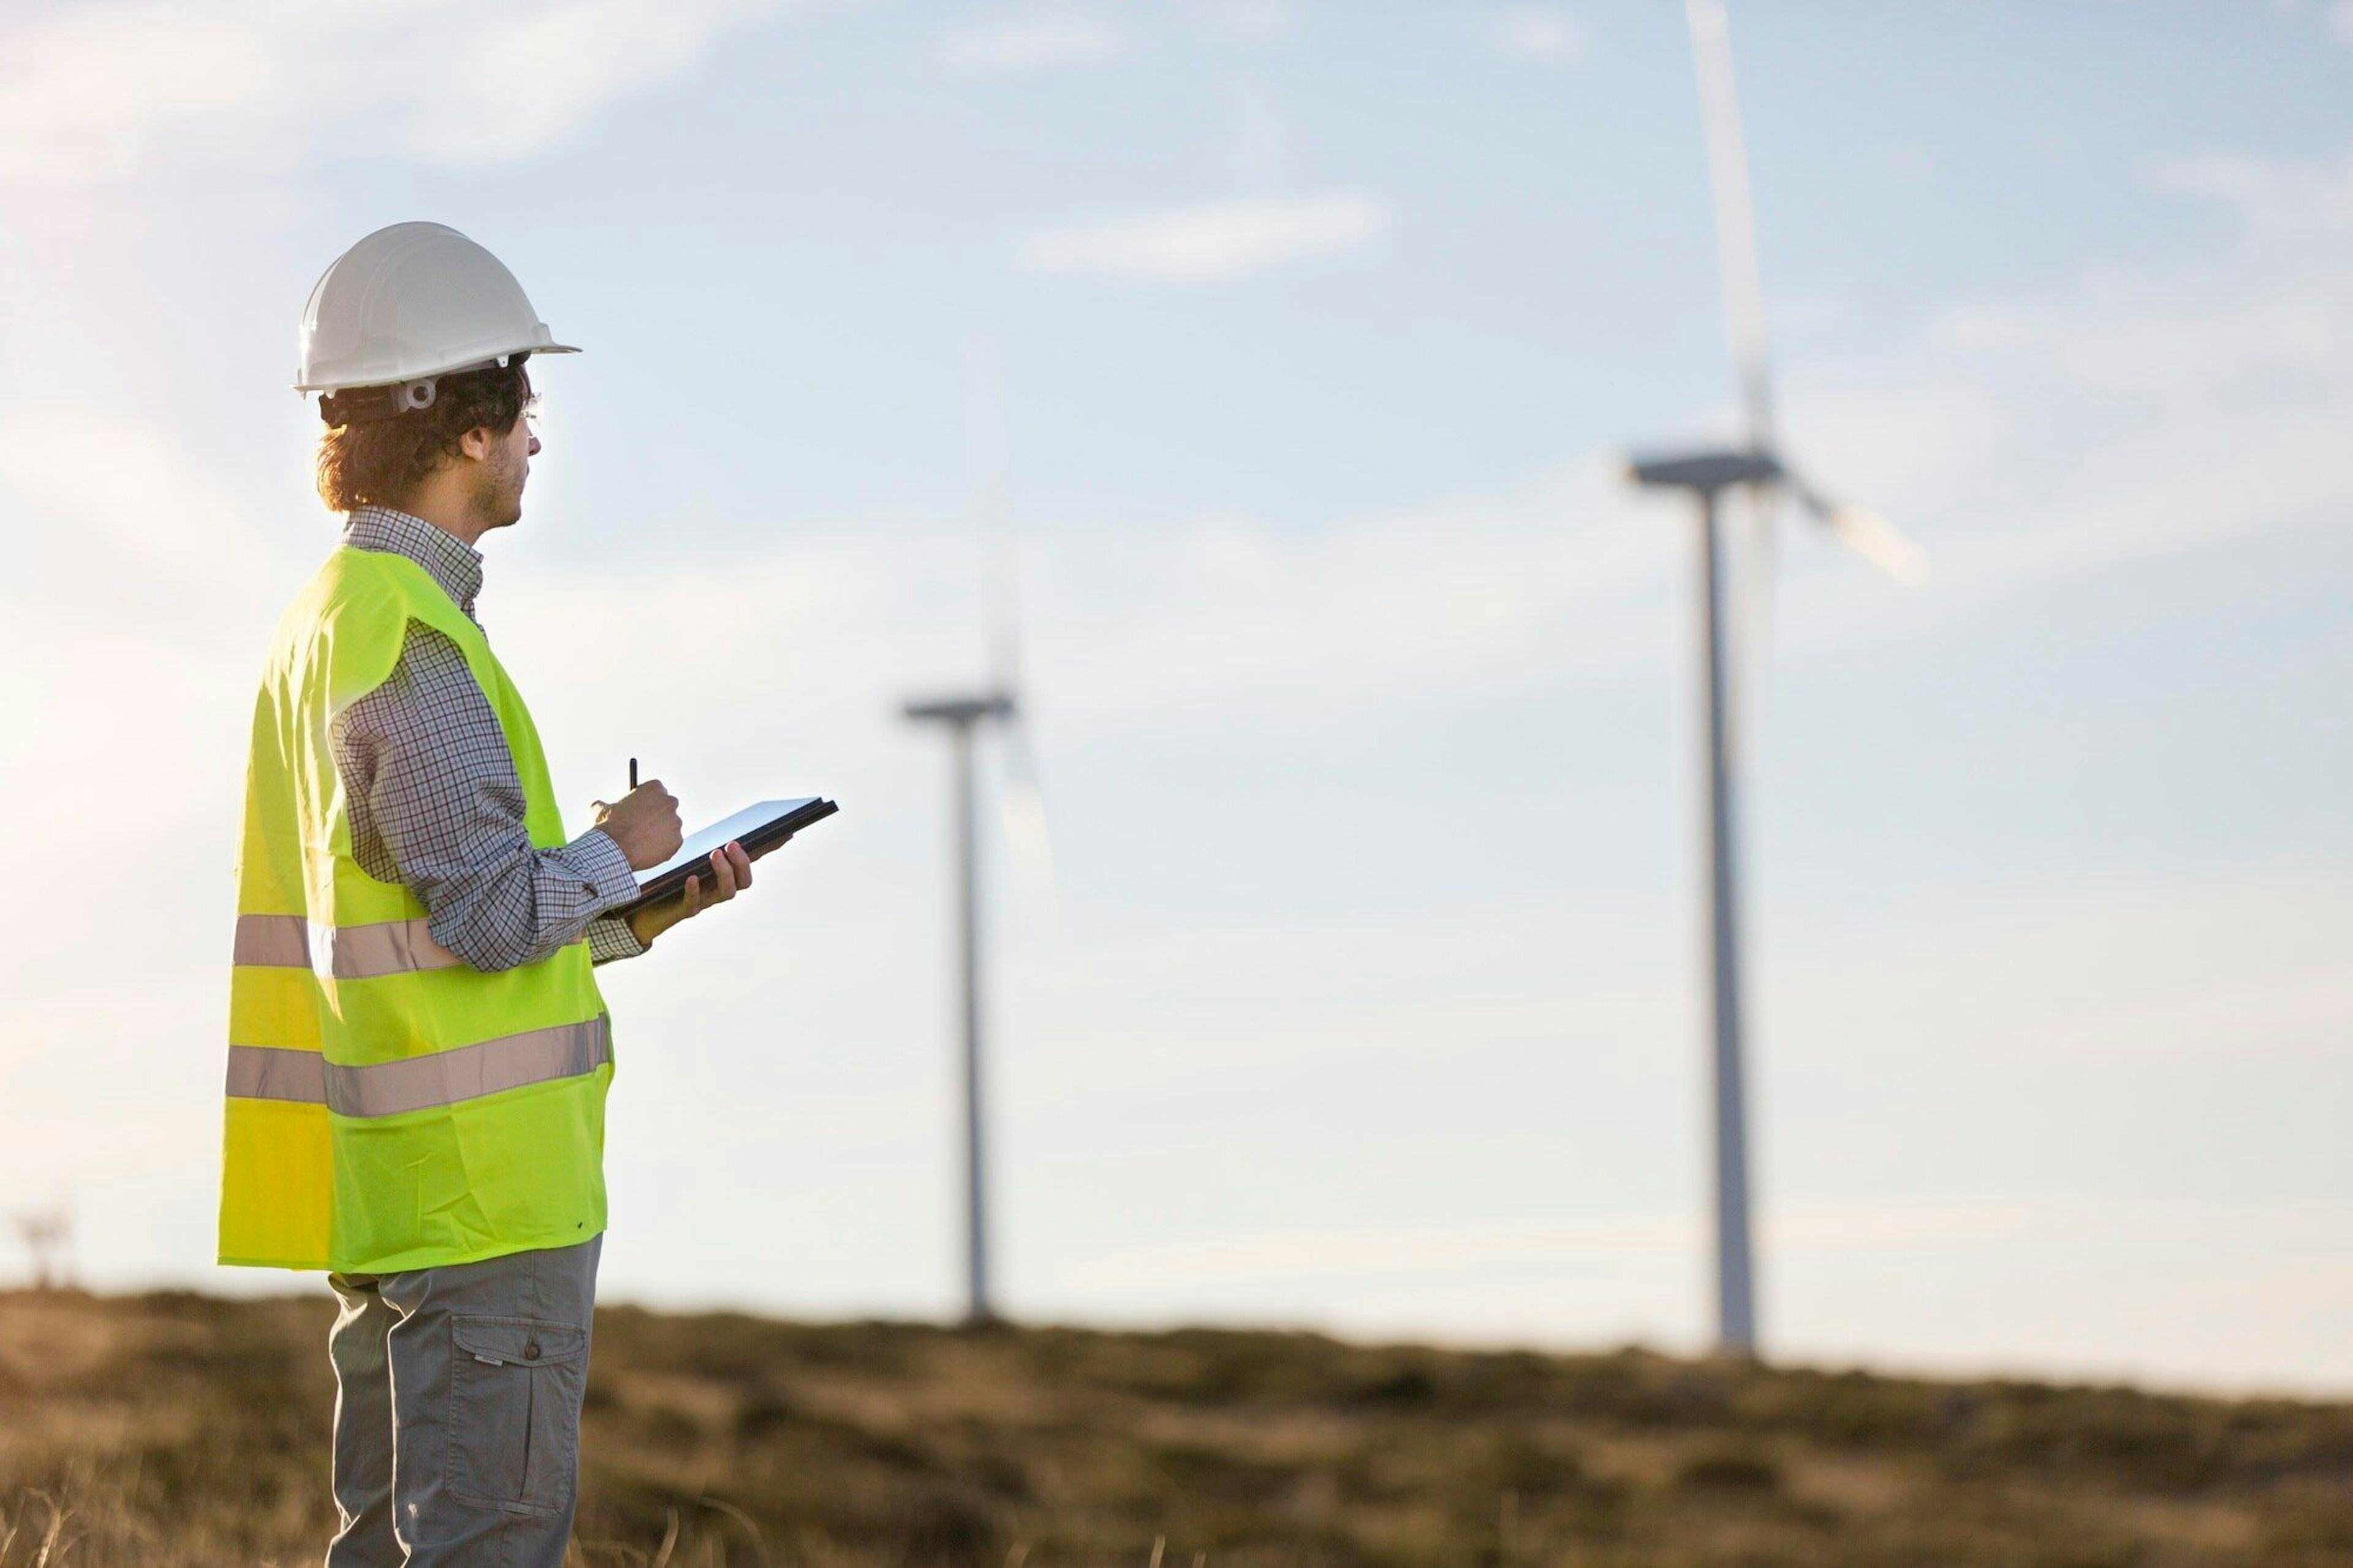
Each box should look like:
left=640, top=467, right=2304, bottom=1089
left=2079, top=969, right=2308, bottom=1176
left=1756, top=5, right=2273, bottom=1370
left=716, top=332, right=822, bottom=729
left=1628, top=447, right=1781, bottom=494
left=904, top=692, right=1018, bottom=729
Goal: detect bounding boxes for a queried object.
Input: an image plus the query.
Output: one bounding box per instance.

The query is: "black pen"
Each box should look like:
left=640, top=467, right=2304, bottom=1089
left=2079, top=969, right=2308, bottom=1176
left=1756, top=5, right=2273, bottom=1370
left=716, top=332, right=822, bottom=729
left=629, top=757, right=638, bottom=791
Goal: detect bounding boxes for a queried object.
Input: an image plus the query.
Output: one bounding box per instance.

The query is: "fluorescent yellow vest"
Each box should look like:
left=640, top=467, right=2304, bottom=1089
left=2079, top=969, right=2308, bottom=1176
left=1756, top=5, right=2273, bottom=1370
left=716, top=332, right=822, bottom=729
left=218, top=546, right=613, bottom=1274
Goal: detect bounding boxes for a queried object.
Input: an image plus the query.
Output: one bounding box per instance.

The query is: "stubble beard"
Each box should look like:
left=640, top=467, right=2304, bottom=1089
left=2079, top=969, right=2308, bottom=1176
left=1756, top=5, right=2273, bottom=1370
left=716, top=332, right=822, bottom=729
left=472, top=452, right=526, bottom=531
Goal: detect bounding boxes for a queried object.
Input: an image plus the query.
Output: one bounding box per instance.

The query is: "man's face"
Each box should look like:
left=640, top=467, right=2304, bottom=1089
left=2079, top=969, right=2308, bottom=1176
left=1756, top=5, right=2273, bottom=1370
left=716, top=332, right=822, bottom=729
left=465, top=407, right=540, bottom=532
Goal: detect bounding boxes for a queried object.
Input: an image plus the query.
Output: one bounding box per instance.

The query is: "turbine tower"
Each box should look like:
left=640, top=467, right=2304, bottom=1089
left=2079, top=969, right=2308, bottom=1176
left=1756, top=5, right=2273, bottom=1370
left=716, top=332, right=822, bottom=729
left=903, top=690, right=1016, bottom=1325
left=1629, top=0, right=1927, bottom=1358
left=903, top=404, right=1055, bottom=1327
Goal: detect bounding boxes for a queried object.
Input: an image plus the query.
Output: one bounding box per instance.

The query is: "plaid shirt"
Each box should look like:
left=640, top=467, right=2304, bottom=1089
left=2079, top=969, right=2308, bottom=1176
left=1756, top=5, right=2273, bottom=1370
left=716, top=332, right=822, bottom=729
left=330, top=506, right=644, bottom=970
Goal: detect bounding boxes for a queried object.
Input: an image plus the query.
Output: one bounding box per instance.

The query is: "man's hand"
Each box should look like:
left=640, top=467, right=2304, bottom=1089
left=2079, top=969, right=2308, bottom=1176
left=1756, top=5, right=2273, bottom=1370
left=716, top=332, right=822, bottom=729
left=626, top=839, right=753, bottom=949
left=590, top=781, right=683, bottom=870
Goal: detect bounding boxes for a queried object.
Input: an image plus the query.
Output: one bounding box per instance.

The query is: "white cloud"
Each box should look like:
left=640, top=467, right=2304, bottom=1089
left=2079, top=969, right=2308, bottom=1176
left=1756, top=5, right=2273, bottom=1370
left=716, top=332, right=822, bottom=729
left=1490, top=6, right=1583, bottom=63
left=2150, top=147, right=2353, bottom=240
left=936, top=6, right=1136, bottom=74
left=0, top=0, right=798, bottom=185
left=0, top=411, right=309, bottom=904
left=1195, top=0, right=1302, bottom=44
left=1030, top=469, right=1662, bottom=724
left=2333, top=0, right=2353, bottom=42
left=0, top=410, right=274, bottom=586
left=1020, top=194, right=1389, bottom=280
left=935, top=0, right=1294, bottom=75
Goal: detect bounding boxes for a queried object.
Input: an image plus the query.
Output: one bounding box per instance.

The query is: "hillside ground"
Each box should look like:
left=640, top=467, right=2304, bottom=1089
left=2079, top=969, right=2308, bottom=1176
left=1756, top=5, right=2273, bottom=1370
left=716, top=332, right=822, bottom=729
left=4, top=1290, right=2352, bottom=1566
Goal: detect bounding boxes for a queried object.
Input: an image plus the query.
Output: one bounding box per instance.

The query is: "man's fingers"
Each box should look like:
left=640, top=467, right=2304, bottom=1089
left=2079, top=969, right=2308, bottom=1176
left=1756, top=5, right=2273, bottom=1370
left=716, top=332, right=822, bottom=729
left=665, top=841, right=759, bottom=932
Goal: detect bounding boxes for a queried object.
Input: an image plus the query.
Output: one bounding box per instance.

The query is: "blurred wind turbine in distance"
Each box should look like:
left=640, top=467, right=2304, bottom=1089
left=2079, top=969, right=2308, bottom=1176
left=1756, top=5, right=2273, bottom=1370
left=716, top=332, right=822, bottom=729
left=1625, top=0, right=1929, bottom=1360
left=13, top=1205, right=74, bottom=1291
left=900, top=346, right=1059, bottom=1327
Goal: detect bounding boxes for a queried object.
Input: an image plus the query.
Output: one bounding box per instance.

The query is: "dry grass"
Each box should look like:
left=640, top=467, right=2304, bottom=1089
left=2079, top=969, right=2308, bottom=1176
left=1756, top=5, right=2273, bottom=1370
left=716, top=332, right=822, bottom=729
left=5, top=1289, right=2353, bottom=1566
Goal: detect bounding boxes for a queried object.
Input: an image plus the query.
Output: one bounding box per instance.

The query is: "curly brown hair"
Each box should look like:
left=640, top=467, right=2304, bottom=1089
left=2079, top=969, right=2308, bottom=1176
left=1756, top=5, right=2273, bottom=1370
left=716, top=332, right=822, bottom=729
left=314, top=361, right=533, bottom=513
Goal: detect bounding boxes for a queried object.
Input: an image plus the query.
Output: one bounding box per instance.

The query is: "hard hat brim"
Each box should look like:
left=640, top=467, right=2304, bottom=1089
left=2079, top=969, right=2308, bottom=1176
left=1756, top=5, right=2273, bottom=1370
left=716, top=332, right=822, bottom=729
left=295, top=341, right=579, bottom=395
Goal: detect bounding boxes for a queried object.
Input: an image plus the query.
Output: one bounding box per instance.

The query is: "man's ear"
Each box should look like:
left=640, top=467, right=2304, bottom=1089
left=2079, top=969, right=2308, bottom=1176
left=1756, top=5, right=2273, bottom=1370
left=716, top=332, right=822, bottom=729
left=456, top=426, right=496, bottom=462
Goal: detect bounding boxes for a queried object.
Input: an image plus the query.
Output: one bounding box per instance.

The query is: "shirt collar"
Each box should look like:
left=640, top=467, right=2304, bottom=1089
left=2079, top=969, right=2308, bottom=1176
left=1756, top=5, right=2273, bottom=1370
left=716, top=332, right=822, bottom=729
left=343, top=506, right=485, bottom=615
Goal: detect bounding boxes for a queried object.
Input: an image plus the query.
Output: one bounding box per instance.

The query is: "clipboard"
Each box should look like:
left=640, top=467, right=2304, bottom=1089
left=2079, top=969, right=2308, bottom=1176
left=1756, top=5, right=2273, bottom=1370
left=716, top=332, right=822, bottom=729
left=614, top=796, right=838, bottom=915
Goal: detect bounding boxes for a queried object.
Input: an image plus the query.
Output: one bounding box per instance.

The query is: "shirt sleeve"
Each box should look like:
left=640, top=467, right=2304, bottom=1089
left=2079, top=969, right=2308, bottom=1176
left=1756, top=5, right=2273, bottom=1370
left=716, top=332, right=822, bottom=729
left=330, top=621, right=645, bottom=974
left=587, top=915, right=646, bottom=965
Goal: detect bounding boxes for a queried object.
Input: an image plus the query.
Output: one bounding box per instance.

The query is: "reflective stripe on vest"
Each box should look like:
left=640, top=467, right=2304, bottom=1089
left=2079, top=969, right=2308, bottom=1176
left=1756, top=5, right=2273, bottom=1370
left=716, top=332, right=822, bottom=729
left=224, top=1016, right=610, bottom=1118
left=232, top=913, right=460, bottom=980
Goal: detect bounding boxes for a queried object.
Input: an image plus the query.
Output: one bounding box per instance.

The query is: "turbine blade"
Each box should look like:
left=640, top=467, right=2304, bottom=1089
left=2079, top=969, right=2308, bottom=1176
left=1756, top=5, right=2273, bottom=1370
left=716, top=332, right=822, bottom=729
left=1790, top=478, right=1930, bottom=586
left=979, top=478, right=1023, bottom=691
left=963, top=344, right=1060, bottom=912
left=1686, top=0, right=1773, bottom=449
left=964, top=333, right=1026, bottom=697
left=982, top=488, right=1054, bottom=890
left=999, top=721, right=1061, bottom=914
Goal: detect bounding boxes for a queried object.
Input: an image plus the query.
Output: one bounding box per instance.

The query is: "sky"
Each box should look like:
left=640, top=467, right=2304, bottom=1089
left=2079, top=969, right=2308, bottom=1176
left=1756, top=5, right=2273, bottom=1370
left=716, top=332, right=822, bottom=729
left=2, top=0, right=2351, bottom=1395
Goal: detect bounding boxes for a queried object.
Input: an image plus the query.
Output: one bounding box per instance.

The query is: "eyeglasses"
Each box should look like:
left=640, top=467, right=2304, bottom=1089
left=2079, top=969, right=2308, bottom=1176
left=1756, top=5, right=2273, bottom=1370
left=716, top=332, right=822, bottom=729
left=520, top=395, right=544, bottom=428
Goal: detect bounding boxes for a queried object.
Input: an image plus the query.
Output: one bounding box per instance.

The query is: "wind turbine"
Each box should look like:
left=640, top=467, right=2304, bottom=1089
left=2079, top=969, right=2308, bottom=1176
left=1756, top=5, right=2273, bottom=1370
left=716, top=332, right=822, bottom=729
left=901, top=438, right=1055, bottom=1328
left=1627, top=0, right=1927, bottom=1359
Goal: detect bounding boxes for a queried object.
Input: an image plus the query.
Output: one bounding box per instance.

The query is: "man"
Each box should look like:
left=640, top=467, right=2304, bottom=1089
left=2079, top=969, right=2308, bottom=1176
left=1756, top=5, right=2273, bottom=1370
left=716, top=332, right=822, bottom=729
left=219, top=221, right=750, bottom=1566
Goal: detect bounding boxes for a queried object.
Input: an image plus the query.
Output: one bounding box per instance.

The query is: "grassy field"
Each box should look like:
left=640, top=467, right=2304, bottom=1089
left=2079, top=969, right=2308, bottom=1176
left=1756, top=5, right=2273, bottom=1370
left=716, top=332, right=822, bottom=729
left=4, top=1290, right=2352, bottom=1566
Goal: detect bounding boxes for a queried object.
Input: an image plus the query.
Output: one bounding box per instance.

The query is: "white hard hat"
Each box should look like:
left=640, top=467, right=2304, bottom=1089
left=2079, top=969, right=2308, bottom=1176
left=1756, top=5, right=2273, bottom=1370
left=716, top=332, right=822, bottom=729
left=296, top=221, right=577, bottom=397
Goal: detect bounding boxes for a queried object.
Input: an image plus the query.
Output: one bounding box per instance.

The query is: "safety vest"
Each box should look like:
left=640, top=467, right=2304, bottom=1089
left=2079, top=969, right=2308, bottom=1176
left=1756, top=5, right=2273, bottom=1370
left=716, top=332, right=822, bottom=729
left=218, top=546, right=612, bottom=1274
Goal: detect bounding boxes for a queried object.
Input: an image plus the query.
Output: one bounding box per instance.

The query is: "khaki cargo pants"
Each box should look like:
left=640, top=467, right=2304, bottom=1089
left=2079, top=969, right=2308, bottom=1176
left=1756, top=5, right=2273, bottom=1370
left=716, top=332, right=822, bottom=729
left=325, top=1236, right=601, bottom=1567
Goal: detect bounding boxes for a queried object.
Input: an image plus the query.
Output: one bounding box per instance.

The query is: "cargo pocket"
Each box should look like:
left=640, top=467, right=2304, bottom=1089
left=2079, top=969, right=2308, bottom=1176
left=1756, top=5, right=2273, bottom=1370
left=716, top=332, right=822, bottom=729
left=448, top=1314, right=591, bottom=1515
